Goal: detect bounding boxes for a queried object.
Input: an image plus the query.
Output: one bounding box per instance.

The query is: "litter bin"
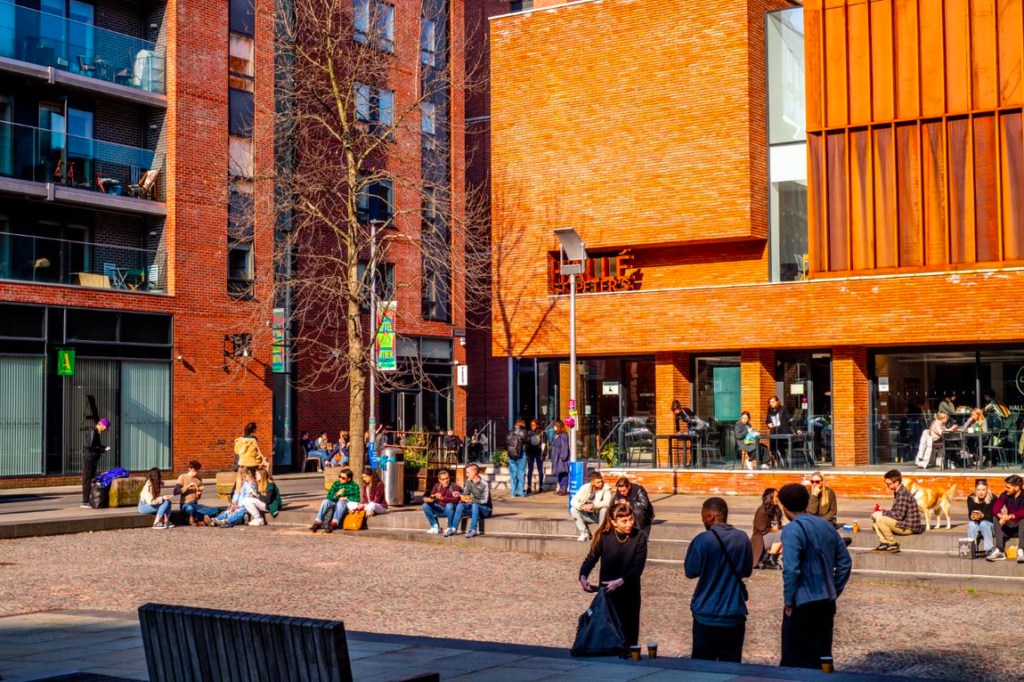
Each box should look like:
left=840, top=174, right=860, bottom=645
left=381, top=446, right=405, bottom=507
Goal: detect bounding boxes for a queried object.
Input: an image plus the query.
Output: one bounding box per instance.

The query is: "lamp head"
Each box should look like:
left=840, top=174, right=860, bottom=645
left=554, top=228, right=587, bottom=262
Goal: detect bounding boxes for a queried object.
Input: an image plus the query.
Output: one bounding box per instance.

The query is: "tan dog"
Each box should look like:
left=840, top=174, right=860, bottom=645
left=905, top=478, right=957, bottom=530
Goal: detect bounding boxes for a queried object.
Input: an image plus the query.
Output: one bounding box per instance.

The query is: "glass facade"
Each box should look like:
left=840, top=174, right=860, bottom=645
left=693, top=356, right=741, bottom=461
left=871, top=349, right=1024, bottom=464
left=767, top=8, right=808, bottom=282
left=775, top=352, right=833, bottom=465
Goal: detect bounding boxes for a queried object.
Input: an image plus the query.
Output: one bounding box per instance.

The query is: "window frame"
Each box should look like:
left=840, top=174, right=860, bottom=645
left=356, top=177, right=395, bottom=226
left=420, top=16, right=436, bottom=66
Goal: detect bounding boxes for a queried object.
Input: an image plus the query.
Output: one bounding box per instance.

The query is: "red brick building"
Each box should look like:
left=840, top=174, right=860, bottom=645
left=0, top=0, right=275, bottom=484
left=489, top=0, right=1024, bottom=472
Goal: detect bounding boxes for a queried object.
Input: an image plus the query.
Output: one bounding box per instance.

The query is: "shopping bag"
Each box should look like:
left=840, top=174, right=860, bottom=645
left=342, top=510, right=366, bottom=531
left=570, top=587, right=626, bottom=657
left=89, top=481, right=109, bottom=509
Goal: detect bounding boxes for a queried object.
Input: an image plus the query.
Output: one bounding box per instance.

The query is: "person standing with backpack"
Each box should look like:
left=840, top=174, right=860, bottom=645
left=683, top=497, right=752, bottom=662
left=777, top=483, right=852, bottom=669
left=507, top=419, right=528, bottom=498
left=525, top=420, right=546, bottom=495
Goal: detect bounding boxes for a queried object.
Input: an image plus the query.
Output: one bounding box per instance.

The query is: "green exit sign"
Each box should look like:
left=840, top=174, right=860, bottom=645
left=57, top=349, right=76, bottom=376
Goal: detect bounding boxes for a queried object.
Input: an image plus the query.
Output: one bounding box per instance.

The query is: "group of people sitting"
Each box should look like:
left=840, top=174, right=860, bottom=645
left=308, top=466, right=387, bottom=533
left=137, top=460, right=282, bottom=529
left=914, top=388, right=1016, bottom=469
left=963, top=474, right=1024, bottom=561
left=568, top=472, right=655, bottom=541
left=301, top=430, right=351, bottom=469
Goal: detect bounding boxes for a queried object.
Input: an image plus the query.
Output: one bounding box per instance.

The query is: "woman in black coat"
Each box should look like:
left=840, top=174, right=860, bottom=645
left=579, top=501, right=648, bottom=654
left=765, top=396, right=792, bottom=467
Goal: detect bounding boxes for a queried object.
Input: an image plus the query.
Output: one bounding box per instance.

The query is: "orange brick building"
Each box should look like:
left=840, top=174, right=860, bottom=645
left=489, top=0, right=1024, bottom=472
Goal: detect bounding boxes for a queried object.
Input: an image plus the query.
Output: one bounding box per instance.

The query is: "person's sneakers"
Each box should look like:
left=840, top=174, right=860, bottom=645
left=203, top=515, right=215, bottom=528
left=165, top=521, right=175, bottom=529
left=873, top=543, right=899, bottom=553
left=465, top=530, right=479, bottom=538
left=761, top=463, right=770, bottom=470
left=324, top=522, right=337, bottom=534
left=152, top=522, right=165, bottom=530
left=309, top=521, right=321, bottom=533
left=189, top=516, right=197, bottom=527
left=80, top=503, right=92, bottom=509
left=986, top=549, right=1007, bottom=562
left=427, top=525, right=440, bottom=534
left=443, top=528, right=456, bottom=537
left=1017, top=549, right=1024, bottom=564
left=525, top=487, right=532, bottom=495
left=248, top=518, right=265, bottom=526
left=578, top=531, right=591, bottom=542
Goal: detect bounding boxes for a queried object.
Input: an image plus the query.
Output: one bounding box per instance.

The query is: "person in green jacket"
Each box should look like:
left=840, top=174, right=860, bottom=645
left=243, top=466, right=281, bottom=526
left=310, top=468, right=359, bottom=533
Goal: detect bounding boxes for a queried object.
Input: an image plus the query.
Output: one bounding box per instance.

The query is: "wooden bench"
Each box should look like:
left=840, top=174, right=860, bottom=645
left=138, top=603, right=438, bottom=682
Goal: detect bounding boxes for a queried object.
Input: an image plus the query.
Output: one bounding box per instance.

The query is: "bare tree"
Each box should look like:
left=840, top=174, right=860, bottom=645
left=241, top=0, right=485, bottom=473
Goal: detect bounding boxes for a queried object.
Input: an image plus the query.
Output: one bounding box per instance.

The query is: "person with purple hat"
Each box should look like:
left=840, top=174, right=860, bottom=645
left=81, top=418, right=110, bottom=508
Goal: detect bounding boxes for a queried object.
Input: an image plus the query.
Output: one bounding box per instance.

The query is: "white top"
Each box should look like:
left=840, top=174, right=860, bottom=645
left=571, top=482, right=613, bottom=512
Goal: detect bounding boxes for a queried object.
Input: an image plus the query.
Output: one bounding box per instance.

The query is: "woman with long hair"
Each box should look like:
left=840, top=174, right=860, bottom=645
left=550, top=419, right=570, bottom=495
left=967, top=479, right=997, bottom=558
left=733, top=410, right=759, bottom=470
left=351, top=466, right=388, bottom=516
left=765, top=396, right=792, bottom=468
left=209, top=467, right=256, bottom=528
left=138, top=467, right=173, bottom=529
left=242, top=466, right=281, bottom=526
left=579, top=501, right=648, bottom=655
left=751, top=487, right=783, bottom=569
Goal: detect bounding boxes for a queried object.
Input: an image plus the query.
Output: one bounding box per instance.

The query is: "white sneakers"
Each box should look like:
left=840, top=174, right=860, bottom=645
left=578, top=531, right=591, bottom=542
left=745, top=460, right=755, bottom=470
left=427, top=526, right=440, bottom=534
left=248, top=518, right=265, bottom=526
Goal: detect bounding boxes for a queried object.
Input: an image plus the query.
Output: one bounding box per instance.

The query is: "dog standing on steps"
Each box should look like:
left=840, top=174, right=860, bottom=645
left=905, top=478, right=957, bottom=530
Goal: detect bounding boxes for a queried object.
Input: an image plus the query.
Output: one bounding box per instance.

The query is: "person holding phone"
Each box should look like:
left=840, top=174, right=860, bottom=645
left=80, top=418, right=110, bottom=508
left=175, top=460, right=219, bottom=526
left=579, top=501, right=649, bottom=657
left=449, top=463, right=491, bottom=538
left=966, top=479, right=997, bottom=559
left=138, top=467, right=173, bottom=529
left=422, top=469, right=462, bottom=534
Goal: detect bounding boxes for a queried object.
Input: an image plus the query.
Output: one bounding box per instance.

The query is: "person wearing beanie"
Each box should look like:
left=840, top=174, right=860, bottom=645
left=81, top=418, right=110, bottom=508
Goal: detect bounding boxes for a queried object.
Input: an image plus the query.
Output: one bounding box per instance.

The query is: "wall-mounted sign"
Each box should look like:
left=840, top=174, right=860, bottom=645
left=457, top=364, right=468, bottom=386
left=57, top=349, right=75, bottom=376
left=602, top=382, right=619, bottom=396
left=271, top=307, right=286, bottom=373
left=376, top=301, right=397, bottom=371
left=790, top=383, right=805, bottom=395
left=878, top=377, right=889, bottom=393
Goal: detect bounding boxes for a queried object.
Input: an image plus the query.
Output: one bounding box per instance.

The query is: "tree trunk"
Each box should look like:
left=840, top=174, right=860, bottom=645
left=349, top=360, right=366, bottom=475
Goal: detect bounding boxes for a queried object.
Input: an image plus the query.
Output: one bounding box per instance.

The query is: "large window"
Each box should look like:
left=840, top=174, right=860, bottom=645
left=356, top=177, right=394, bottom=224
left=0, top=355, right=45, bottom=476
left=767, top=8, right=807, bottom=282
left=776, top=351, right=833, bottom=465
left=420, top=16, right=435, bottom=66
left=354, top=0, right=395, bottom=53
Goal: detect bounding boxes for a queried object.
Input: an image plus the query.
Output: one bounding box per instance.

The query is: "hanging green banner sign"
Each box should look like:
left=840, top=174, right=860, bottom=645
left=376, top=301, right=397, bottom=371
left=57, top=349, right=76, bottom=376
left=271, top=307, right=286, bottom=373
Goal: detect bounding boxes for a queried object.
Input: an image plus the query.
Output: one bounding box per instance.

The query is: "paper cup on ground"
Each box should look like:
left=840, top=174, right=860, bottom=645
left=647, top=642, right=658, bottom=659
left=630, top=645, right=642, bottom=661
left=820, top=656, right=834, bottom=673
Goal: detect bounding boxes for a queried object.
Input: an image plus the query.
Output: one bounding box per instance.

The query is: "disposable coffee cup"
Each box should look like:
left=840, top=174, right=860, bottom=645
left=647, top=643, right=658, bottom=659
left=821, top=656, right=834, bottom=673
left=630, top=645, right=642, bottom=661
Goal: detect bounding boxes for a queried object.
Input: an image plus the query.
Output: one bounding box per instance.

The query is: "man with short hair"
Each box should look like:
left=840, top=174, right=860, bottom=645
left=613, top=477, right=654, bottom=533
left=778, top=483, right=852, bottom=670
left=451, top=463, right=491, bottom=538
left=80, top=418, right=110, bottom=508
left=990, top=474, right=1024, bottom=563
left=175, top=460, right=219, bottom=526
left=870, top=469, right=924, bottom=553
left=422, top=469, right=461, bottom=534
left=683, top=497, right=752, bottom=663
left=570, top=471, right=613, bottom=541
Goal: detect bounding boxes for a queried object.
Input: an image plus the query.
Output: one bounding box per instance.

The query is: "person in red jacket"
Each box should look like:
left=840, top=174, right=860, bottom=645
left=349, top=466, right=388, bottom=516
left=422, top=469, right=462, bottom=534
left=991, top=474, right=1024, bottom=562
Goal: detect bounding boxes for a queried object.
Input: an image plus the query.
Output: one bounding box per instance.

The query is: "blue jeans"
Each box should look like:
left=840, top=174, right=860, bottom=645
left=315, top=498, right=346, bottom=525
left=527, top=454, right=544, bottom=491
left=216, top=507, right=248, bottom=527
left=182, top=502, right=220, bottom=522
left=508, top=456, right=527, bottom=497
left=139, top=499, right=171, bottom=519
left=968, top=519, right=995, bottom=552
left=422, top=502, right=456, bottom=529
left=308, top=450, right=331, bottom=466
left=453, top=502, right=492, bottom=533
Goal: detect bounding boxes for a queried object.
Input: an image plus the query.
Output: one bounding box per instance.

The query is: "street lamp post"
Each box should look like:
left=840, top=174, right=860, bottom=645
left=368, top=219, right=381, bottom=468
left=554, top=228, right=586, bottom=463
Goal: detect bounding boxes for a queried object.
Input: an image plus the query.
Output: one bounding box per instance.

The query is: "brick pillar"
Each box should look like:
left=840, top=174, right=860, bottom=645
left=655, top=352, right=690, bottom=437
left=833, top=346, right=869, bottom=467
left=741, top=349, right=775, bottom=428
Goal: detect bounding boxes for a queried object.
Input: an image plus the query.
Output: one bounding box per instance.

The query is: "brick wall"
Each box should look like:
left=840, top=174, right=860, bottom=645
left=94, top=0, right=146, bottom=40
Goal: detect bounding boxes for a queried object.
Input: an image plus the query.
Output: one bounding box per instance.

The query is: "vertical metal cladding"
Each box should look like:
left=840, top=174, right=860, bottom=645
left=121, top=361, right=172, bottom=471
left=0, top=356, right=45, bottom=476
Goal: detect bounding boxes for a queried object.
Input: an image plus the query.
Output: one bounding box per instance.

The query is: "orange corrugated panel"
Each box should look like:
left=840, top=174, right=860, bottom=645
left=947, top=117, right=975, bottom=263
left=972, top=0, right=999, bottom=111
left=999, top=113, right=1024, bottom=258
left=850, top=129, right=874, bottom=268
left=922, top=121, right=947, bottom=265
left=806, top=8, right=825, bottom=132
left=827, top=131, right=850, bottom=270
left=974, top=114, right=1000, bottom=261
left=894, top=0, right=920, bottom=119
left=873, top=126, right=898, bottom=267
left=998, top=0, right=1023, bottom=106
left=825, top=6, right=850, bottom=127
left=896, top=122, right=923, bottom=265
left=848, top=2, right=872, bottom=124
left=918, top=0, right=945, bottom=116
left=809, top=133, right=828, bottom=270
left=944, top=0, right=972, bottom=114
left=870, top=0, right=895, bottom=121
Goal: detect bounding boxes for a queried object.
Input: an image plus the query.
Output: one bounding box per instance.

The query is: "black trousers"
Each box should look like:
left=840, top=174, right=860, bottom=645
left=608, top=585, right=641, bottom=650
left=81, top=457, right=98, bottom=504
left=692, top=620, right=745, bottom=663
left=995, top=521, right=1021, bottom=550
left=781, top=599, right=836, bottom=669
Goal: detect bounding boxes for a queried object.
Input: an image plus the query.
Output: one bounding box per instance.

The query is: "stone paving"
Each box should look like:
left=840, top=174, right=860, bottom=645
left=0, top=526, right=1018, bottom=681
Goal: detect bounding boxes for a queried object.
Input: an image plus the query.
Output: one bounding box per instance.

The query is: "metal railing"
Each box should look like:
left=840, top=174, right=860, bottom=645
left=0, top=0, right=165, bottom=94
left=0, top=232, right=166, bottom=293
left=0, top=119, right=162, bottom=201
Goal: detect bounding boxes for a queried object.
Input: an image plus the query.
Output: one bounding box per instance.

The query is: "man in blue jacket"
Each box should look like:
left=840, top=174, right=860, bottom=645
left=778, top=482, right=853, bottom=669
left=683, top=497, right=752, bottom=662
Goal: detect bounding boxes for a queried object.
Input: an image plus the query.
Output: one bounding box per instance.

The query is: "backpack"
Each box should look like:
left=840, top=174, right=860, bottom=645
left=507, top=429, right=524, bottom=459
left=94, top=468, right=130, bottom=489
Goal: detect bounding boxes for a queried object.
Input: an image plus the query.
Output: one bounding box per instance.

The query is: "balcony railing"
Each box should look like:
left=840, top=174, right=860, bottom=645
left=0, top=119, right=162, bottom=201
left=0, top=231, right=166, bottom=293
left=0, top=0, right=165, bottom=95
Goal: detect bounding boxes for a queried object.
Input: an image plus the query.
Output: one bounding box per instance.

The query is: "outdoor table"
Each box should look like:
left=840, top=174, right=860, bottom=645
left=654, top=434, right=695, bottom=468
left=959, top=430, right=990, bottom=468
left=98, top=177, right=122, bottom=195
left=756, top=432, right=799, bottom=469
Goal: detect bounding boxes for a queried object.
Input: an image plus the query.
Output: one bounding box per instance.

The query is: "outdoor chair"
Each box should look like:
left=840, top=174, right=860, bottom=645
left=791, top=434, right=815, bottom=468
left=128, top=168, right=159, bottom=199
left=983, top=428, right=1011, bottom=468
left=123, top=268, right=146, bottom=290
left=696, top=430, right=723, bottom=468
left=76, top=55, right=96, bottom=76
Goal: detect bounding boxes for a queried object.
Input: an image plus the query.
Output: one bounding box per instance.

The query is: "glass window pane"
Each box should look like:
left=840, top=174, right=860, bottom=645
left=355, top=84, right=371, bottom=121
left=422, top=101, right=435, bottom=134
left=120, top=361, right=170, bottom=470
left=229, top=136, right=253, bottom=177
left=354, top=0, right=368, bottom=41
left=378, top=90, right=394, bottom=127
left=768, top=9, right=805, bottom=144
left=979, top=350, right=1024, bottom=419
left=230, top=0, right=255, bottom=36
left=769, top=143, right=808, bottom=281
left=119, top=313, right=171, bottom=345
left=66, top=308, right=119, bottom=342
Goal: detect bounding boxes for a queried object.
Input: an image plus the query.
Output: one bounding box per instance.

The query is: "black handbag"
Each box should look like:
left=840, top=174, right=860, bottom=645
left=570, top=587, right=626, bottom=657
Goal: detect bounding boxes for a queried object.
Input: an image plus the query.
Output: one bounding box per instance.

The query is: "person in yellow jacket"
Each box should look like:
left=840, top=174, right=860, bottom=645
left=234, top=421, right=268, bottom=470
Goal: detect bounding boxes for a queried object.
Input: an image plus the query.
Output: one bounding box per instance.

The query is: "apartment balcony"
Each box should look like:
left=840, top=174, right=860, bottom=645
left=0, top=119, right=165, bottom=216
left=0, top=231, right=167, bottom=294
left=0, top=1, right=166, bottom=107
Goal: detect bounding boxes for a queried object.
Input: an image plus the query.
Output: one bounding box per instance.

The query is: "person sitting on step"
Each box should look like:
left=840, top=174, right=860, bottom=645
left=751, top=488, right=783, bottom=569
left=570, top=470, right=613, bottom=542
left=612, top=477, right=654, bottom=534
left=175, top=460, right=219, bottom=526
left=422, top=469, right=462, bottom=534
left=870, top=469, right=925, bottom=553
left=139, top=467, right=174, bottom=530
left=348, top=467, right=388, bottom=517
left=208, top=468, right=256, bottom=528
left=309, top=468, right=359, bottom=533
left=450, top=463, right=492, bottom=538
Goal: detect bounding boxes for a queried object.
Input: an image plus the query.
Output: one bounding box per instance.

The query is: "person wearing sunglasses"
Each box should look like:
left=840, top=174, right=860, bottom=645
left=806, top=472, right=838, bottom=528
